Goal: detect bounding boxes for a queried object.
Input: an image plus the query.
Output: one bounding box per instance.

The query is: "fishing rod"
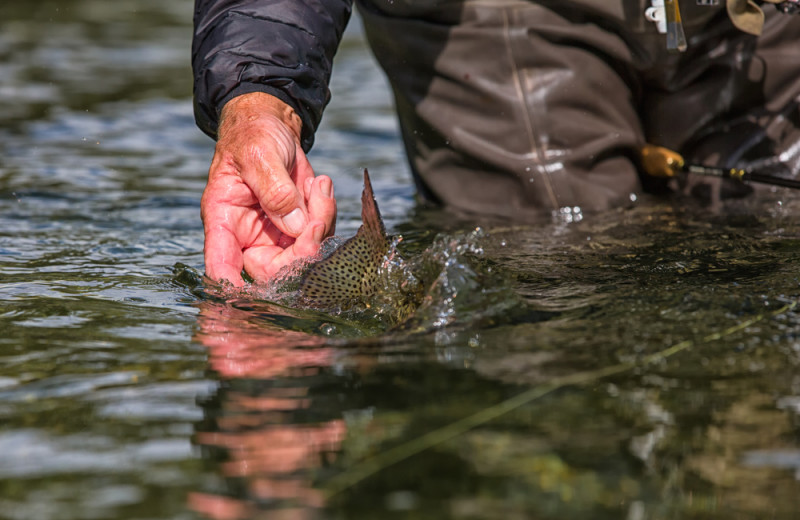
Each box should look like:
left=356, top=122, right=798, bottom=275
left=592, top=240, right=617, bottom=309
left=640, top=144, right=800, bottom=190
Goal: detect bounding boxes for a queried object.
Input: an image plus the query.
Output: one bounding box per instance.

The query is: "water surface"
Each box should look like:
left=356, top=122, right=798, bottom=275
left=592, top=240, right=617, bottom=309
left=2, top=2, right=800, bottom=519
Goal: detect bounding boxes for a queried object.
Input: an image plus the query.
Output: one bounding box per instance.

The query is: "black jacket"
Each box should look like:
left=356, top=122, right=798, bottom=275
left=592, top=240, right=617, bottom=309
left=192, top=0, right=354, bottom=152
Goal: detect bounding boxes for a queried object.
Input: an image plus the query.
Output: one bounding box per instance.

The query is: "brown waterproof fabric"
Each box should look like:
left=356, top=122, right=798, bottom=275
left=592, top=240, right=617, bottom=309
left=359, top=0, right=800, bottom=219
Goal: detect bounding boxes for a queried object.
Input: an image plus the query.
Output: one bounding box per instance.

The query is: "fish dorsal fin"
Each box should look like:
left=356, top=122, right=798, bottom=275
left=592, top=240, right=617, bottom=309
left=299, top=169, right=390, bottom=309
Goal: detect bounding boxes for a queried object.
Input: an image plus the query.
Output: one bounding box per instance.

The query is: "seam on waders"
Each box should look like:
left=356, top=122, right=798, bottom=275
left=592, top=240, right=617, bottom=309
left=501, top=6, right=560, bottom=210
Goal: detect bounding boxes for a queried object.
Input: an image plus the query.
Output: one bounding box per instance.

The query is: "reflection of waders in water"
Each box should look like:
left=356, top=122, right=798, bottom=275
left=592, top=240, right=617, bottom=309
left=360, top=0, right=800, bottom=218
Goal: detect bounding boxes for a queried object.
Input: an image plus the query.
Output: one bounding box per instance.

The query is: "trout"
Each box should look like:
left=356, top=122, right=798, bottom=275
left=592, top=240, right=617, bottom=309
left=298, top=169, right=421, bottom=321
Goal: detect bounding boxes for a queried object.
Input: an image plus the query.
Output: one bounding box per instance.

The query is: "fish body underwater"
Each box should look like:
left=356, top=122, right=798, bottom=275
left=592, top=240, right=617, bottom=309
left=298, top=169, right=423, bottom=324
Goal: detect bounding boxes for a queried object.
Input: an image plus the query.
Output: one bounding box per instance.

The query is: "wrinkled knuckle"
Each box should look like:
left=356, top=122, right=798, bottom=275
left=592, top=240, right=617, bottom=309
left=239, top=141, right=266, bottom=168
left=274, top=132, right=295, bottom=163
left=266, top=182, right=296, bottom=215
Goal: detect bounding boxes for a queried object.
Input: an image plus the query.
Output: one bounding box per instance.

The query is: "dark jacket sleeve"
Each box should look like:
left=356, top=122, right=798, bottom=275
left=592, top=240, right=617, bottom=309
left=192, top=0, right=353, bottom=151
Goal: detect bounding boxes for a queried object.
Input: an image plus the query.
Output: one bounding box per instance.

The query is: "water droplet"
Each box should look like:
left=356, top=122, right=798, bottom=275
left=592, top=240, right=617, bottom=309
left=552, top=205, right=583, bottom=224
left=320, top=323, right=338, bottom=335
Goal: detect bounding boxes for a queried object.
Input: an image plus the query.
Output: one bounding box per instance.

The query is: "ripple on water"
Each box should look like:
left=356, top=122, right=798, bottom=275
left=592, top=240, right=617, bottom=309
left=0, top=429, right=193, bottom=479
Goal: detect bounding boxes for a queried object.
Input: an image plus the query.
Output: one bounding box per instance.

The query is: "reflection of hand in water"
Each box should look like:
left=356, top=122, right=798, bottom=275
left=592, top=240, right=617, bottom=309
left=198, top=301, right=337, bottom=379
left=190, top=301, right=346, bottom=520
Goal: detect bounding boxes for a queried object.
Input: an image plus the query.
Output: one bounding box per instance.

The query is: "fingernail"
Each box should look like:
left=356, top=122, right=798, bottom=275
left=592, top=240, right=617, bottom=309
left=320, top=177, right=333, bottom=198
left=304, top=177, right=313, bottom=197
left=282, top=208, right=307, bottom=236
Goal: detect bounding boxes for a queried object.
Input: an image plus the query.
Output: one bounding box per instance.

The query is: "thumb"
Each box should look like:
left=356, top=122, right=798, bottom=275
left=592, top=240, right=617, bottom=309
left=215, top=92, right=313, bottom=238
left=246, top=159, right=309, bottom=237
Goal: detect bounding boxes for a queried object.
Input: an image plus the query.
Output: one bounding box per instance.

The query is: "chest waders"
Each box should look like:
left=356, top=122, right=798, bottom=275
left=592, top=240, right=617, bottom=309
left=358, top=0, right=800, bottom=218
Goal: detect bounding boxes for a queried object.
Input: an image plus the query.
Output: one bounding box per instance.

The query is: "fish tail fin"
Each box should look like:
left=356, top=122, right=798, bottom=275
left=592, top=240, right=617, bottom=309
left=361, top=168, right=387, bottom=246
left=298, top=169, right=390, bottom=309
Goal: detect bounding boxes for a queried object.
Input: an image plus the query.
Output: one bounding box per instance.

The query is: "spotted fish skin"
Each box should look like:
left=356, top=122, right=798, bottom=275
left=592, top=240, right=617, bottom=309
left=298, top=169, right=391, bottom=310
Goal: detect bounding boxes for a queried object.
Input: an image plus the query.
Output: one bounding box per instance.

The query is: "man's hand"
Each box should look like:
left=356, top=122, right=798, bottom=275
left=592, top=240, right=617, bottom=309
left=201, top=92, right=336, bottom=286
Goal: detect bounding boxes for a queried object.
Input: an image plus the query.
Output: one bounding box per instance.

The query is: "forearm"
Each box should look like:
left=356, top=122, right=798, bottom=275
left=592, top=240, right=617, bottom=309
left=192, top=0, right=354, bottom=151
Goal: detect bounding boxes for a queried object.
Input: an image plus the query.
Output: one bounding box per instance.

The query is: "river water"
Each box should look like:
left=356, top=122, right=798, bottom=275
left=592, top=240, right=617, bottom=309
left=2, top=2, right=800, bottom=519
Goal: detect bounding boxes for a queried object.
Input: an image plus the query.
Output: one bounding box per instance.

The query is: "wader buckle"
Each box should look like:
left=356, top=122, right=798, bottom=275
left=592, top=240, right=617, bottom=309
left=645, top=0, right=668, bottom=32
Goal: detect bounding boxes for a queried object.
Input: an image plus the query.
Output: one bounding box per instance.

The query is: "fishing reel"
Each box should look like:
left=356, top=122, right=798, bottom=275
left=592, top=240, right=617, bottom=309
left=640, top=144, right=800, bottom=190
